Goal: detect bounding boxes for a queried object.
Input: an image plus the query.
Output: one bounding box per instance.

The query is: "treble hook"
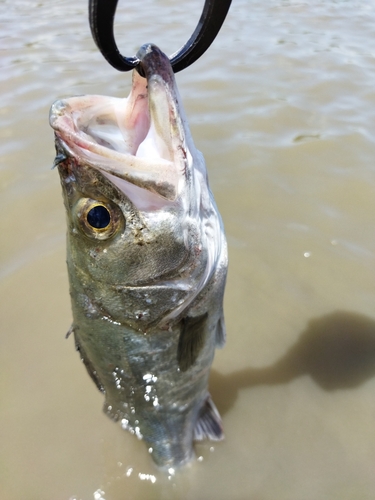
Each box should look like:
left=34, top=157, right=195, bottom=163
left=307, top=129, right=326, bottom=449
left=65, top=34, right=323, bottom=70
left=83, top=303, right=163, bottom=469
left=89, top=0, right=232, bottom=73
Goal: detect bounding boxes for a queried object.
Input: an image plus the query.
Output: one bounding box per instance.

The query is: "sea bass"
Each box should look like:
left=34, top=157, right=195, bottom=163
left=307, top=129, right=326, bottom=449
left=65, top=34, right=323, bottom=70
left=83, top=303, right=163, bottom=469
left=49, top=44, right=227, bottom=468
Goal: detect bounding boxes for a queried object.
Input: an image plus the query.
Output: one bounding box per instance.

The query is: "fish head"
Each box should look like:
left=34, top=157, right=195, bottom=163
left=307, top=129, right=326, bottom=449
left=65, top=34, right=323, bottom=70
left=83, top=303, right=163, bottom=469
left=50, top=44, right=224, bottom=325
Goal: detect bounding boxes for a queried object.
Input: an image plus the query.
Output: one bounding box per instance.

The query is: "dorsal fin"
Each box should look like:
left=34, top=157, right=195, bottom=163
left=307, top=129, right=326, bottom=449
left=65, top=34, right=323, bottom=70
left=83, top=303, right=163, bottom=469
left=177, top=313, right=208, bottom=372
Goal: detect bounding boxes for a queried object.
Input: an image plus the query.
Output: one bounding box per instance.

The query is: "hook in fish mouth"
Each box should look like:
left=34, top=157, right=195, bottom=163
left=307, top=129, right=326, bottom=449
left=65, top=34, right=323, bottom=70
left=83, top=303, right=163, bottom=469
left=50, top=45, right=194, bottom=210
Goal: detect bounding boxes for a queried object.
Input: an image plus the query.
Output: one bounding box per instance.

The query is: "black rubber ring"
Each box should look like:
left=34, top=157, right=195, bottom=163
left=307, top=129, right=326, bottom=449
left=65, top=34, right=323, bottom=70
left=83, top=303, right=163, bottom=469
left=89, top=0, right=232, bottom=73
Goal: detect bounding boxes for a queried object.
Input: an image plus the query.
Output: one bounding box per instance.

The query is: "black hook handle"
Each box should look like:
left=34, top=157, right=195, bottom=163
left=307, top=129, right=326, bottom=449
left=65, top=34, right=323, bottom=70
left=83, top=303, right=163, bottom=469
left=89, top=0, right=232, bottom=73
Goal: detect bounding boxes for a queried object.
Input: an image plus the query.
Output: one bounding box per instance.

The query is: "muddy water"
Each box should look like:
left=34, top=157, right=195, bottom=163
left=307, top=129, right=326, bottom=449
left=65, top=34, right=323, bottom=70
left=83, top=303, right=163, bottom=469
left=2, top=0, right=375, bottom=498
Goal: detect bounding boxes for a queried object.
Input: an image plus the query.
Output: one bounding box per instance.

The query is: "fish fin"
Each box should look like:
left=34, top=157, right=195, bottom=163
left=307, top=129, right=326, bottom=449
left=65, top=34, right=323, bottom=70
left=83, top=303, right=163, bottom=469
left=177, top=313, right=208, bottom=372
left=74, top=334, right=105, bottom=393
left=215, top=315, right=226, bottom=348
left=194, top=394, right=224, bottom=441
left=65, top=324, right=74, bottom=339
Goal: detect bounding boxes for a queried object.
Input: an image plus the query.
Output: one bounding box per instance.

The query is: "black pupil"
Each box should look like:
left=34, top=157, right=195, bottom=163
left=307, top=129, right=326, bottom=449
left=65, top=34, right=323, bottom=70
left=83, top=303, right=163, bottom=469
left=87, top=205, right=111, bottom=229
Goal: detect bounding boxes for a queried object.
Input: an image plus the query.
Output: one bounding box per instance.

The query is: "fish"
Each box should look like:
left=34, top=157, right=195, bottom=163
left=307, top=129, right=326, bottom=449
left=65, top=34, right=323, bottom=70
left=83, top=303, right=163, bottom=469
left=49, top=43, right=227, bottom=468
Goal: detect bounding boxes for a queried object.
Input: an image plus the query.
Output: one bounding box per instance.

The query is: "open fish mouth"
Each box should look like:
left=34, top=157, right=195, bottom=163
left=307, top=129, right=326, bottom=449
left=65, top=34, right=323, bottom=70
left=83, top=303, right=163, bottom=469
left=49, top=44, right=192, bottom=209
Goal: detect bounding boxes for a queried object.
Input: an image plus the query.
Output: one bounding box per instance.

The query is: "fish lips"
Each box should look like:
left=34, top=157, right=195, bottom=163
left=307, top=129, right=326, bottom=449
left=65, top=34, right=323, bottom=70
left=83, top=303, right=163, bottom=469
left=49, top=44, right=195, bottom=209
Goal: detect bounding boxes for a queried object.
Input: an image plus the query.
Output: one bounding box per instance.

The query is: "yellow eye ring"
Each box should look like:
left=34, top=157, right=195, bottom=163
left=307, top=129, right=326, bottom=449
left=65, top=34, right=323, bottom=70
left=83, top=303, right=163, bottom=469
left=74, top=198, right=123, bottom=240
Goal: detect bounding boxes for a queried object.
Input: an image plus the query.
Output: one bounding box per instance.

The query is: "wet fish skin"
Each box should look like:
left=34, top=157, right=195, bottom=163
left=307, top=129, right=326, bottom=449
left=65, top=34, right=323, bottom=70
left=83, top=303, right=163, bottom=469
left=50, top=44, right=227, bottom=468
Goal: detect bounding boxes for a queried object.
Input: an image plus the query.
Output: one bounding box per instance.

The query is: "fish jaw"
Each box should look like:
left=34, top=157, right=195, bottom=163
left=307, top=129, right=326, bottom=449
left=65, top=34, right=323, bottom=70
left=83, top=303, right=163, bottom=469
left=49, top=45, right=198, bottom=210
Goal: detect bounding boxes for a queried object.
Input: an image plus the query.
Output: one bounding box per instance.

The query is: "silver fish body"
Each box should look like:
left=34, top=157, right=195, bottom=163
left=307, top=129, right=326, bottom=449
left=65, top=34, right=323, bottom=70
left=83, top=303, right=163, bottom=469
left=50, top=44, right=227, bottom=468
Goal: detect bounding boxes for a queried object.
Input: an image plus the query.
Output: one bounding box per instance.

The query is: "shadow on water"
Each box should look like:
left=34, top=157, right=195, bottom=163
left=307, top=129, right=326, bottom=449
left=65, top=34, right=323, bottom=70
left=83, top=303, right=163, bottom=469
left=210, top=311, right=375, bottom=416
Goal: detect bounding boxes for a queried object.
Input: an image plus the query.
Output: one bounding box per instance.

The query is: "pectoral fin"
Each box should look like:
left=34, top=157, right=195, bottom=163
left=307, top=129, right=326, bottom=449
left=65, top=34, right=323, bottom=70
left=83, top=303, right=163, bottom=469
left=177, top=313, right=208, bottom=372
left=194, top=394, right=224, bottom=441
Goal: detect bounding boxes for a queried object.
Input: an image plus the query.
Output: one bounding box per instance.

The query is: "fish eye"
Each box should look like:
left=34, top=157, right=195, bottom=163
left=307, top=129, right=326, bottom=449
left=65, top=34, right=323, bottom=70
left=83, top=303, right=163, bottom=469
left=87, top=205, right=111, bottom=229
left=75, top=198, right=124, bottom=240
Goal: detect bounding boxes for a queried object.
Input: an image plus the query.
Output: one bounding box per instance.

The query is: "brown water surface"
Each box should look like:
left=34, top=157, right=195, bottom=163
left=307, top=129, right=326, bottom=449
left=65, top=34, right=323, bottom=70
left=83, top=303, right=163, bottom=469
left=2, top=1, right=375, bottom=499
